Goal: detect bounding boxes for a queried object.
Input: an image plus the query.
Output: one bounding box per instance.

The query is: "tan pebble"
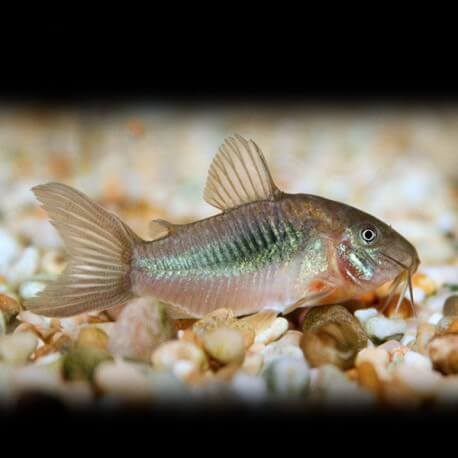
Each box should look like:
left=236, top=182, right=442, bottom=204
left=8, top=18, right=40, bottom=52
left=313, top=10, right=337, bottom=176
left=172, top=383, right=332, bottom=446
left=77, top=327, right=109, bottom=351
left=254, top=317, right=288, bottom=344
left=382, top=296, right=414, bottom=319
left=301, top=305, right=368, bottom=370
left=0, top=332, right=38, bottom=364
left=413, top=273, right=437, bottom=296
left=94, top=360, right=152, bottom=400
left=202, top=326, right=245, bottom=365
left=443, top=295, right=458, bottom=317
left=429, top=334, right=458, bottom=375
left=152, top=340, right=207, bottom=371
left=412, top=323, right=436, bottom=355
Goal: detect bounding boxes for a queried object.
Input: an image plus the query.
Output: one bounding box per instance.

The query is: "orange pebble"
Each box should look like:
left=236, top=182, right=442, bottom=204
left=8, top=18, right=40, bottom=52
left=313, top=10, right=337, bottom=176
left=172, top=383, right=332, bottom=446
left=357, top=361, right=382, bottom=395
left=413, top=273, right=437, bottom=295
left=382, top=295, right=414, bottom=319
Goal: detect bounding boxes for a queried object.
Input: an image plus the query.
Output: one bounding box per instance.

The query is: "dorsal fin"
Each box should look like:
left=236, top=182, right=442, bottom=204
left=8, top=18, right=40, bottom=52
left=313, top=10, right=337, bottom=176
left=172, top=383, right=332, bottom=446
left=204, top=134, right=280, bottom=212
left=148, top=219, right=178, bottom=240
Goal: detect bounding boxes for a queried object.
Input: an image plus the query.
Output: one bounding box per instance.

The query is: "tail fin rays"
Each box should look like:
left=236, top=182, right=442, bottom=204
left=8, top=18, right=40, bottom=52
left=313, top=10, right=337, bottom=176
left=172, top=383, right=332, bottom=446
left=25, top=183, right=142, bottom=317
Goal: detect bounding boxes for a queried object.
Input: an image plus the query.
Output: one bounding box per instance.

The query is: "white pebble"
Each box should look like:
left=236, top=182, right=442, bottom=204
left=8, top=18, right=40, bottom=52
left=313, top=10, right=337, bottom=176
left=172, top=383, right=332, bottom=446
left=95, top=360, right=152, bottom=400
left=0, top=228, right=20, bottom=275
left=231, top=373, right=268, bottom=403
left=6, top=246, right=39, bottom=286
left=364, top=316, right=407, bottom=342
left=428, top=312, right=443, bottom=325
left=401, top=334, right=416, bottom=346
left=393, top=365, right=442, bottom=397
left=403, top=350, right=432, bottom=371
left=263, top=343, right=304, bottom=365
left=263, top=356, right=310, bottom=397
left=410, top=287, right=425, bottom=304
left=19, top=281, right=46, bottom=300
left=172, top=360, right=197, bottom=380
left=354, top=307, right=379, bottom=324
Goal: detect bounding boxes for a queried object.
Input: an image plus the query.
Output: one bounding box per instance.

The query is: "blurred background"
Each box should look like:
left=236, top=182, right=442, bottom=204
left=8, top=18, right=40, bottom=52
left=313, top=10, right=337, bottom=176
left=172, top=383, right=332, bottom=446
left=0, top=104, right=456, bottom=267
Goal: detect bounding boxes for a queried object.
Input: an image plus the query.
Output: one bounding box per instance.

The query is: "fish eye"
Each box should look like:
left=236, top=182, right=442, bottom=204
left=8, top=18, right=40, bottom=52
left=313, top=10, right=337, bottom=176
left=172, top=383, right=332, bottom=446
left=359, top=226, right=378, bottom=244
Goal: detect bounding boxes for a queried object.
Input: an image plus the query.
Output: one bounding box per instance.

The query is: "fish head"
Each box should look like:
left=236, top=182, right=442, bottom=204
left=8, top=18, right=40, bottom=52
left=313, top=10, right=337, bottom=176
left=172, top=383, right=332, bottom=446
left=326, top=202, right=420, bottom=292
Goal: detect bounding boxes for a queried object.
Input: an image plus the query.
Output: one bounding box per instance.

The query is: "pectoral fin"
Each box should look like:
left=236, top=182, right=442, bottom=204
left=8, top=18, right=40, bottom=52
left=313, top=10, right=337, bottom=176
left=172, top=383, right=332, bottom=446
left=282, top=287, right=335, bottom=315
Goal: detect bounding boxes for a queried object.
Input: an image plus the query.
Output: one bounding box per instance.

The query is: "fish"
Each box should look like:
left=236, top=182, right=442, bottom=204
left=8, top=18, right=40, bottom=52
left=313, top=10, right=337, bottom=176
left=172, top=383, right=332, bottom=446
left=25, top=134, right=420, bottom=318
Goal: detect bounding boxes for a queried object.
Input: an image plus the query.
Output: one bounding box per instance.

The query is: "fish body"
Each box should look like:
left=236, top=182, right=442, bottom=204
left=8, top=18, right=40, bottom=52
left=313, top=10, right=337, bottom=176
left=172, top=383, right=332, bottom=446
left=26, top=135, right=420, bottom=318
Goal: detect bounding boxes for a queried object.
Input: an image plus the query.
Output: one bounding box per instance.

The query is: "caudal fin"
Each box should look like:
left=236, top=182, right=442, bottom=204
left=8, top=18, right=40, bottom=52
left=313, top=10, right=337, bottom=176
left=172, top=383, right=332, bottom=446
left=25, top=183, right=142, bottom=317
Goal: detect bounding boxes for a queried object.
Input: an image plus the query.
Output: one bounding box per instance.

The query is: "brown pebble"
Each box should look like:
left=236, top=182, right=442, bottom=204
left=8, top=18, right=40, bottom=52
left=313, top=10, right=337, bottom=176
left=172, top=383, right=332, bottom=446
left=300, top=305, right=368, bottom=370
left=429, top=335, right=458, bottom=375
left=357, top=361, right=382, bottom=395
left=443, top=295, right=458, bottom=317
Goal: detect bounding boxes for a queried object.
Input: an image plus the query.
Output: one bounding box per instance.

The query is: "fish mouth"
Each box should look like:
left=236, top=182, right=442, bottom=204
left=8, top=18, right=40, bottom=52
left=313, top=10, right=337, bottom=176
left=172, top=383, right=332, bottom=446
left=379, top=251, right=420, bottom=316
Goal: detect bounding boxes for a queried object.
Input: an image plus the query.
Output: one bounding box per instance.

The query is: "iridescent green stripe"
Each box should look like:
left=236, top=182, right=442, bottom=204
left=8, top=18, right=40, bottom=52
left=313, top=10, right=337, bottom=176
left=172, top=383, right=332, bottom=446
left=135, top=216, right=303, bottom=279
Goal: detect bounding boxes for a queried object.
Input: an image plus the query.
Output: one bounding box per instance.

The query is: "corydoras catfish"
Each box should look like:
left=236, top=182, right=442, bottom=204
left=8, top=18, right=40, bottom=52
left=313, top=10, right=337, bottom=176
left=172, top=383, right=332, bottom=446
left=25, top=135, right=420, bottom=318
